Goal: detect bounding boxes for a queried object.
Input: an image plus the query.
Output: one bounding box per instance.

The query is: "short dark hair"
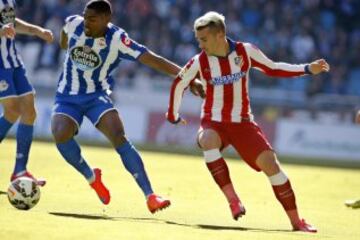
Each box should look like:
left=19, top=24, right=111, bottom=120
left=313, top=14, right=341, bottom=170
left=86, top=0, right=112, bottom=15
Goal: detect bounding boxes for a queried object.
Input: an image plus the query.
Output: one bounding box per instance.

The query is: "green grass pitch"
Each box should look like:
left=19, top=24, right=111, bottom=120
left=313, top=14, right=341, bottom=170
left=1, top=139, right=359, bottom=240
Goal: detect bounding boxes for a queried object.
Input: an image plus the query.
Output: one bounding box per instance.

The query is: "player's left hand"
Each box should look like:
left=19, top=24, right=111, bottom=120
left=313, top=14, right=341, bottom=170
left=38, top=29, right=54, bottom=44
left=309, top=59, right=330, bottom=74
left=189, top=79, right=206, bottom=99
left=166, top=113, right=187, bottom=125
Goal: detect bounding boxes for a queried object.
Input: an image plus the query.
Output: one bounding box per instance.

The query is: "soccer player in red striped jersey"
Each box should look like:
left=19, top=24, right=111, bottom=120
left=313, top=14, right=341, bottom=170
left=166, top=11, right=330, bottom=233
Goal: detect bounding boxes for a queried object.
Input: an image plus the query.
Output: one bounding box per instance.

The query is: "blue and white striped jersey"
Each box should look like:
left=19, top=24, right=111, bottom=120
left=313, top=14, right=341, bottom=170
left=57, top=15, right=147, bottom=95
left=0, top=0, right=23, bottom=69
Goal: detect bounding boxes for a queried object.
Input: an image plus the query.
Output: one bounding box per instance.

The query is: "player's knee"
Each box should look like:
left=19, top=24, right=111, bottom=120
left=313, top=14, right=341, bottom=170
left=256, top=151, right=280, bottom=176
left=110, top=129, right=127, bottom=146
left=51, top=123, right=74, bottom=143
left=198, top=130, right=221, bottom=150
left=3, top=102, right=21, bottom=122
left=21, top=106, right=37, bottom=123
left=198, top=137, right=213, bottom=150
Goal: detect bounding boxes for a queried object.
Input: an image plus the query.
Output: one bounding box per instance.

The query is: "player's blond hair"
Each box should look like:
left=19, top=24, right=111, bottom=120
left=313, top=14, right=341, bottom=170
left=194, top=11, right=226, bottom=33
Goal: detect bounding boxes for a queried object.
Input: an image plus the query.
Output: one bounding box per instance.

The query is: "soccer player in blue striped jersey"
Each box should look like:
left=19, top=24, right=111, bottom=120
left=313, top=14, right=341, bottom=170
left=51, top=0, right=204, bottom=212
left=0, top=0, right=53, bottom=186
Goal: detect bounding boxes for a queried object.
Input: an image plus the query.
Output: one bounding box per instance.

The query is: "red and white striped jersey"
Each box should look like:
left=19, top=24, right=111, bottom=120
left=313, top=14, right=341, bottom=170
left=167, top=39, right=308, bottom=123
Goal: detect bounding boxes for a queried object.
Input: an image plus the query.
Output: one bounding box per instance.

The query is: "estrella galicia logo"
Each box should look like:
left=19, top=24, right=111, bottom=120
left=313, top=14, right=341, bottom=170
left=0, top=6, right=15, bottom=25
left=70, top=45, right=102, bottom=71
left=121, top=34, right=132, bottom=47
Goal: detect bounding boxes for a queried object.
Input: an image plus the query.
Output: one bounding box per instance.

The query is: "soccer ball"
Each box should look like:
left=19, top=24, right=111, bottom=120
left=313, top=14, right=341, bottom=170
left=7, top=177, right=41, bottom=210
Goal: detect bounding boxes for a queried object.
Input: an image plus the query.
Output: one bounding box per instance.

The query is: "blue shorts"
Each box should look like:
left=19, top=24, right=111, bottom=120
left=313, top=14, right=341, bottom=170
left=52, top=91, right=116, bottom=129
left=0, top=67, right=34, bottom=100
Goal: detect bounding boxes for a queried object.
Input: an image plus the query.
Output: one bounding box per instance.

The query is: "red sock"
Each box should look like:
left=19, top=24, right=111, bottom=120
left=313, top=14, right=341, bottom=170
left=272, top=180, right=297, bottom=211
left=206, top=158, right=239, bottom=203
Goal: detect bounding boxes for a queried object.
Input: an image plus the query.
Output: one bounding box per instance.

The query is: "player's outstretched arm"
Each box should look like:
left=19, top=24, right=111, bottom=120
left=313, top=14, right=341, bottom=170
left=138, top=50, right=205, bottom=98
left=139, top=50, right=181, bottom=78
left=308, top=59, right=330, bottom=75
left=14, top=18, right=54, bottom=43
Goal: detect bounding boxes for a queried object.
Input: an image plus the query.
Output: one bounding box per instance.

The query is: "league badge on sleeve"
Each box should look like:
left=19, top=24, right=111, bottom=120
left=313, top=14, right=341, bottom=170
left=121, top=34, right=132, bottom=47
left=179, top=58, right=195, bottom=78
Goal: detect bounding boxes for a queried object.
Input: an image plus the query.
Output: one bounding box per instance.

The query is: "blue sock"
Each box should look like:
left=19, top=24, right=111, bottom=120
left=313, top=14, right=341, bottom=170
left=0, top=116, right=13, bottom=142
left=116, top=141, right=153, bottom=197
left=56, top=139, right=94, bottom=180
left=14, top=123, right=33, bottom=174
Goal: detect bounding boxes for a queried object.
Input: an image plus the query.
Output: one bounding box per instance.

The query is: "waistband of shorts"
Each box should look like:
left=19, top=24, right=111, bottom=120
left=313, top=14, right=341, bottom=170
left=201, top=116, right=254, bottom=124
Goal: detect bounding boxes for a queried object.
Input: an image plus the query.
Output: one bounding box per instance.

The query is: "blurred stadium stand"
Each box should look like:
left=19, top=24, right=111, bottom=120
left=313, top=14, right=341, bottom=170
left=15, top=1, right=360, bottom=105
left=3, top=0, right=360, bottom=165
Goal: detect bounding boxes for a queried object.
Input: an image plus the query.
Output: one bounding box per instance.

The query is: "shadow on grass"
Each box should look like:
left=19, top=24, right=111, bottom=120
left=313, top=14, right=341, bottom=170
left=196, top=224, right=292, bottom=232
left=48, top=211, right=292, bottom=233
left=49, top=212, right=114, bottom=220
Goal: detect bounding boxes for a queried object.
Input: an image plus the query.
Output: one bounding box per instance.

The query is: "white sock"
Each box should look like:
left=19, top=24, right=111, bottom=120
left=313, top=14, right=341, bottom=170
left=203, top=149, right=222, bottom=163
left=87, top=168, right=95, bottom=184
left=268, top=170, right=288, bottom=186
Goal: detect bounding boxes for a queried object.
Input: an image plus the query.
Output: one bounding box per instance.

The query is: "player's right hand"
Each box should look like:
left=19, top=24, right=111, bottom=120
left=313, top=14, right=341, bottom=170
left=189, top=79, right=206, bottom=99
left=1, top=24, right=16, bottom=39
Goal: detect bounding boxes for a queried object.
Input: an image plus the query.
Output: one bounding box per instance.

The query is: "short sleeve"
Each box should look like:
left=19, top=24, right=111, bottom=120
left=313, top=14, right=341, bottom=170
left=117, top=31, right=148, bottom=61
left=63, top=15, right=82, bottom=35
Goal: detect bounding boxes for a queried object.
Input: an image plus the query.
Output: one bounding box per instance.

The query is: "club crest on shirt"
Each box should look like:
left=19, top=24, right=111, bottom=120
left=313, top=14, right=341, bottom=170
left=83, top=45, right=92, bottom=53
left=70, top=46, right=102, bottom=71
left=0, top=80, right=9, bottom=92
left=96, top=37, right=107, bottom=49
left=234, top=56, right=243, bottom=67
left=0, top=6, right=15, bottom=26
